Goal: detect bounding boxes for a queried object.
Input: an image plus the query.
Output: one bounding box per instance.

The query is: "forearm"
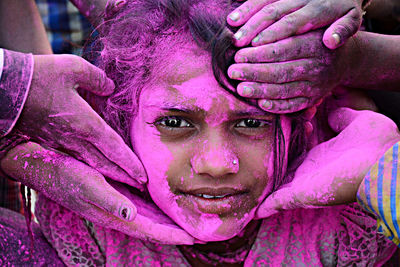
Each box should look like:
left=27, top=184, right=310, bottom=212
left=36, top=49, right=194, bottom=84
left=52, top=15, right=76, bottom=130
left=342, top=31, right=400, bottom=91
left=69, top=0, right=108, bottom=26
left=365, top=0, right=400, bottom=23
left=0, top=0, right=51, bottom=54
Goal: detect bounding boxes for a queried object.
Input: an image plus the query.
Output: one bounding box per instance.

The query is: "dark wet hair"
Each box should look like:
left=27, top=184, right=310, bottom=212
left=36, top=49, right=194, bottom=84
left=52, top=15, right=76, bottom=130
left=84, top=0, right=308, bottom=191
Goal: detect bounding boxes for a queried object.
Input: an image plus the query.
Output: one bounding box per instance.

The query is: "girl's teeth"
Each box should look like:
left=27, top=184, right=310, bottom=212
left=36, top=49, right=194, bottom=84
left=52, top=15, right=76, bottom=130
left=196, top=194, right=227, bottom=199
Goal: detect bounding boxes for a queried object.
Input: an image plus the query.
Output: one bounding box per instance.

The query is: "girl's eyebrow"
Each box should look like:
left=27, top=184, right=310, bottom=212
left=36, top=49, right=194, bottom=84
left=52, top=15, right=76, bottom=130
left=143, top=103, right=203, bottom=114
left=144, top=103, right=272, bottom=117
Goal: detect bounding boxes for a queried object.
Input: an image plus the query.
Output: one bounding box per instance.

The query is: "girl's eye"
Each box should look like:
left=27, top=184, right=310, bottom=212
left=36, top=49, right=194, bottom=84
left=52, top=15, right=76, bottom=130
left=235, top=119, right=269, bottom=128
left=158, top=117, right=192, bottom=128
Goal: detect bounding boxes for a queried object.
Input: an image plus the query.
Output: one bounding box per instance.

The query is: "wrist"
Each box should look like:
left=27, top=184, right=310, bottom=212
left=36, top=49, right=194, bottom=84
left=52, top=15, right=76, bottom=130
left=339, top=33, right=364, bottom=87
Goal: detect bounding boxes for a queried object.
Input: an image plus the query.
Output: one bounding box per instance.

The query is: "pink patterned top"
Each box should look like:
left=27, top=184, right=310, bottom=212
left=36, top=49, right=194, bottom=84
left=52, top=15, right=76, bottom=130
left=35, top=193, right=397, bottom=266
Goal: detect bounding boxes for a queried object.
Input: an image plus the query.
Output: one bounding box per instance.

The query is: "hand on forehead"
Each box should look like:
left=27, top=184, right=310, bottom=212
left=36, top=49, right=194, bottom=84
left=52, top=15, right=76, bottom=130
left=226, top=0, right=364, bottom=114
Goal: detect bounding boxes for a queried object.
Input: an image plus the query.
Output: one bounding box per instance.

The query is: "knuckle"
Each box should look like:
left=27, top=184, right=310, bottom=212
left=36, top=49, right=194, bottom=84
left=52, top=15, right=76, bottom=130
left=335, top=23, right=354, bottom=38
left=318, top=1, right=332, bottom=12
left=282, top=14, right=296, bottom=31
left=252, top=85, right=263, bottom=98
left=350, top=8, right=362, bottom=22
left=282, top=84, right=292, bottom=98
left=268, top=44, right=280, bottom=58
left=261, top=6, right=280, bottom=20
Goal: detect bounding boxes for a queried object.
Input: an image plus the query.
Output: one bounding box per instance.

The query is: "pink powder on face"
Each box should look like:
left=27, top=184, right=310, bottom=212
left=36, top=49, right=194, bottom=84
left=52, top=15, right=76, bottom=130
left=131, top=45, right=292, bottom=242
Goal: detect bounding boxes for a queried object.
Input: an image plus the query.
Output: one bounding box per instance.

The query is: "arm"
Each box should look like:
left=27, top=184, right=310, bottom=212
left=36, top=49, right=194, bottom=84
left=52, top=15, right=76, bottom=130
left=357, top=141, right=400, bottom=246
left=0, top=0, right=51, bottom=54
left=0, top=50, right=33, bottom=137
left=342, top=31, right=400, bottom=92
left=0, top=0, right=51, bottom=136
left=365, top=0, right=400, bottom=33
left=69, top=0, right=127, bottom=27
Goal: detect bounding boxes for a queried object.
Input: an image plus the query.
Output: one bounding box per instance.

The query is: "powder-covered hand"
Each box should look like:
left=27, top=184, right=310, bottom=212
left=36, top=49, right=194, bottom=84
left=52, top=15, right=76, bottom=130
left=228, top=30, right=353, bottom=113
left=256, top=107, right=400, bottom=218
left=16, top=54, right=146, bottom=188
left=227, top=0, right=364, bottom=49
left=0, top=142, right=195, bottom=245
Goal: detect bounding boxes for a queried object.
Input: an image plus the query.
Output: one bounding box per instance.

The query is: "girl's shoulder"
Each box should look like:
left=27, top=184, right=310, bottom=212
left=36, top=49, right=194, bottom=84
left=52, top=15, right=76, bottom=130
left=35, top=194, right=189, bottom=266
left=246, top=204, right=397, bottom=266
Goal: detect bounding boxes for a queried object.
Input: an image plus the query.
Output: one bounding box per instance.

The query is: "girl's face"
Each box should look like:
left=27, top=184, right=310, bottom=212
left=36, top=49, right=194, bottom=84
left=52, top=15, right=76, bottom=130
left=131, top=45, right=291, bottom=242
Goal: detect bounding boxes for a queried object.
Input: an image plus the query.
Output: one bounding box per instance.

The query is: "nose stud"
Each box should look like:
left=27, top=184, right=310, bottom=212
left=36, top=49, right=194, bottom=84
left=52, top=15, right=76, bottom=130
left=232, top=159, right=238, bottom=165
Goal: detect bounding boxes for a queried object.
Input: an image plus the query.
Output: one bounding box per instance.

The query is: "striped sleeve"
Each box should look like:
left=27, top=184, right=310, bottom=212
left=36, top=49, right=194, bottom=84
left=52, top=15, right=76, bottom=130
left=357, top=142, right=400, bottom=246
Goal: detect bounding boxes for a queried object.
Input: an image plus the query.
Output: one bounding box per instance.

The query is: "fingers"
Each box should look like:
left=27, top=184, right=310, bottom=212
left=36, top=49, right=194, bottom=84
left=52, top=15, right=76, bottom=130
left=323, top=8, right=362, bottom=49
left=235, top=31, right=322, bottom=63
left=86, top=116, right=148, bottom=184
left=258, top=97, right=309, bottom=113
left=227, top=0, right=279, bottom=27
left=328, top=107, right=359, bottom=133
left=228, top=60, right=312, bottom=83
left=256, top=185, right=297, bottom=218
left=67, top=55, right=115, bottom=96
left=237, top=81, right=311, bottom=99
left=72, top=102, right=147, bottom=185
left=245, top=2, right=331, bottom=46
left=1, top=142, right=137, bottom=222
left=124, top=214, right=195, bottom=245
left=232, top=0, right=305, bottom=47
left=64, top=139, right=144, bottom=189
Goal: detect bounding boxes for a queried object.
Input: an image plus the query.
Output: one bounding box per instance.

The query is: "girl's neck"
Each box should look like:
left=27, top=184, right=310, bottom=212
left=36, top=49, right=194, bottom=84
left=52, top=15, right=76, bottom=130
left=179, top=220, right=261, bottom=267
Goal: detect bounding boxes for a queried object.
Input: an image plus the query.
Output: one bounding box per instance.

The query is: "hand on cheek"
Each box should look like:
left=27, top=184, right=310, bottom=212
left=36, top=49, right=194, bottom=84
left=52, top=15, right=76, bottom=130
left=0, top=142, right=195, bottom=245
left=256, top=108, right=400, bottom=218
left=227, top=0, right=363, bottom=49
left=19, top=54, right=147, bottom=190
left=228, top=30, right=351, bottom=113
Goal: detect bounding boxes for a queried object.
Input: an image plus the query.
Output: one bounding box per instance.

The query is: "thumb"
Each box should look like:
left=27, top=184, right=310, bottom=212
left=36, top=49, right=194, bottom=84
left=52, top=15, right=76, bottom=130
left=256, top=185, right=298, bottom=219
left=69, top=55, right=115, bottom=96
left=323, top=8, right=362, bottom=49
left=328, top=107, right=359, bottom=133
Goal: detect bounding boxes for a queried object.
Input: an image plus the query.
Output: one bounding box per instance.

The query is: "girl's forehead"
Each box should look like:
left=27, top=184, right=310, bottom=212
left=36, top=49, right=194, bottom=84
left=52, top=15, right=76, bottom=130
left=141, top=45, right=254, bottom=113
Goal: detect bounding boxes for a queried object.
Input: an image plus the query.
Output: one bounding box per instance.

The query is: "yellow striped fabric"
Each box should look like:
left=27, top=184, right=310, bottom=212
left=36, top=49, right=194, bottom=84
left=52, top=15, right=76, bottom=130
left=357, top=142, right=400, bottom=246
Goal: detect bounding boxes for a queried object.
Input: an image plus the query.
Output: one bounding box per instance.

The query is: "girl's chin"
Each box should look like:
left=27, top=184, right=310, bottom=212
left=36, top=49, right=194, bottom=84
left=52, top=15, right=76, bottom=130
left=180, top=218, right=251, bottom=242
left=191, top=231, right=238, bottom=242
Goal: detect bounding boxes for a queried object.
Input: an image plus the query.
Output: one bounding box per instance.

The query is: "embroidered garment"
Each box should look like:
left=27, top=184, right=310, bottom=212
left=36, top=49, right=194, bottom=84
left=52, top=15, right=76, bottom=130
left=35, top=193, right=397, bottom=266
left=0, top=207, right=64, bottom=266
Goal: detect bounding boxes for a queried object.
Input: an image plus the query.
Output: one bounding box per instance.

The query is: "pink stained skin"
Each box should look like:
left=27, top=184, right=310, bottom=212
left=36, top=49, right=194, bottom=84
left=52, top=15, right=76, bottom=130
left=1, top=141, right=196, bottom=245
left=227, top=0, right=364, bottom=49
left=257, top=107, right=400, bottom=218
left=17, top=54, right=147, bottom=188
left=228, top=29, right=353, bottom=114
left=131, top=44, right=291, bottom=242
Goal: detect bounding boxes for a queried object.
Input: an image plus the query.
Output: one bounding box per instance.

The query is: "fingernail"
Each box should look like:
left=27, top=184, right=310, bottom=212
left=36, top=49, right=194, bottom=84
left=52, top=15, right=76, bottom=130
left=114, top=0, right=126, bottom=7
left=138, top=176, right=147, bottom=183
left=234, top=31, right=244, bottom=40
left=239, top=86, right=253, bottom=97
left=228, top=12, right=240, bottom=22
left=235, top=55, right=247, bottom=63
left=261, top=100, right=272, bottom=109
left=230, top=70, right=242, bottom=79
left=332, top=33, right=340, bottom=46
left=118, top=205, right=135, bottom=221
left=252, top=35, right=261, bottom=44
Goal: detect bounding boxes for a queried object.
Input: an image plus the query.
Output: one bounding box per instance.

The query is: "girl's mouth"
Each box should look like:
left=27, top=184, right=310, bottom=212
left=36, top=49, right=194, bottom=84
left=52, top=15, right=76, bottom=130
left=177, top=187, right=249, bottom=215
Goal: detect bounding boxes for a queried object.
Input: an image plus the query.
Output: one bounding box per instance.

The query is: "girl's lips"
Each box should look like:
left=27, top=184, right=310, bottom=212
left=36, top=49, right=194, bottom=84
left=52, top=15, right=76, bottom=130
left=178, top=192, right=249, bottom=215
